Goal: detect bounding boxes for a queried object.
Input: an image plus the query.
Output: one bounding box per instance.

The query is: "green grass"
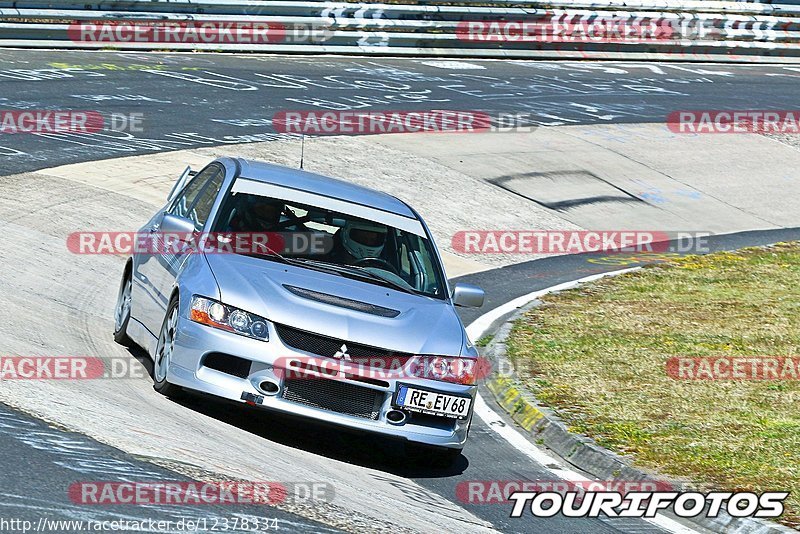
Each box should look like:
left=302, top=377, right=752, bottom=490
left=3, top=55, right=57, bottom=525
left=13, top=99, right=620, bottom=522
left=506, top=243, right=800, bottom=528
left=476, top=334, right=494, bottom=348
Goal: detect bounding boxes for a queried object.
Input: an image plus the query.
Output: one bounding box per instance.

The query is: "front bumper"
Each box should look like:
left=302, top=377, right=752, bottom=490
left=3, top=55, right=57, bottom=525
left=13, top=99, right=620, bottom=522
left=167, top=316, right=474, bottom=449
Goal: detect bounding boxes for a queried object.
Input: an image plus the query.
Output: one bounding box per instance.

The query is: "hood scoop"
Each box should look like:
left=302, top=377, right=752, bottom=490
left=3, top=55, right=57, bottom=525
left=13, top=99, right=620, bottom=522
left=282, top=285, right=401, bottom=318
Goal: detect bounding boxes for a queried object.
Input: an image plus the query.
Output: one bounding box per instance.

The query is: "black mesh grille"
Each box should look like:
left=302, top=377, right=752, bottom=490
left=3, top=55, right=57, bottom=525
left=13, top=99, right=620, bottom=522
left=283, top=285, right=400, bottom=318
left=203, top=353, right=252, bottom=379
left=275, top=324, right=413, bottom=363
left=282, top=378, right=384, bottom=420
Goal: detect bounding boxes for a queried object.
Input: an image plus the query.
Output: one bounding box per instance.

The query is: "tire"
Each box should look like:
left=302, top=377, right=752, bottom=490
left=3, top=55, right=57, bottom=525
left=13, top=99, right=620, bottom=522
left=113, top=269, right=133, bottom=346
left=153, top=297, right=184, bottom=398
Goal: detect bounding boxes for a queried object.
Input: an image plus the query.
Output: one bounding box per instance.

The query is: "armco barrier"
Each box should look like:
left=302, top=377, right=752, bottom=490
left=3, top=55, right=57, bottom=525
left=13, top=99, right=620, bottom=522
left=1, top=0, right=800, bottom=61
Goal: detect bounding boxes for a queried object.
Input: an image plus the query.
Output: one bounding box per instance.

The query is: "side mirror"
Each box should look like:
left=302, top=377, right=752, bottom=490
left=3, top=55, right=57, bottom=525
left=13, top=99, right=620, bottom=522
left=160, top=213, right=196, bottom=238
left=452, top=283, right=485, bottom=308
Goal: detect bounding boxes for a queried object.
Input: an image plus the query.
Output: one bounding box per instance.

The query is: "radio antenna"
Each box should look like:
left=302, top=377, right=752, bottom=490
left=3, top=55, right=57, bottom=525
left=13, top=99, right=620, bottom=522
left=299, top=134, right=305, bottom=170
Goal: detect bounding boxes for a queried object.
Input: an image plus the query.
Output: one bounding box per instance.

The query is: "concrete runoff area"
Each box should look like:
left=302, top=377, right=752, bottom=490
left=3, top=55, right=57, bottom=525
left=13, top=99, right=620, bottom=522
left=376, top=123, right=798, bottom=233
left=1, top=125, right=799, bottom=532
left=42, top=123, right=800, bottom=269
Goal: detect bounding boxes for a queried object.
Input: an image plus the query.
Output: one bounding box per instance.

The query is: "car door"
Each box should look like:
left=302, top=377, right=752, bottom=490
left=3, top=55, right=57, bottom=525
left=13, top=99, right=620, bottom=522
left=133, top=164, right=224, bottom=336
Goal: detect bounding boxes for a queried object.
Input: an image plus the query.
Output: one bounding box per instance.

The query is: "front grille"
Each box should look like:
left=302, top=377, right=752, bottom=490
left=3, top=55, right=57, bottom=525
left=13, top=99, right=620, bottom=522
left=282, top=378, right=384, bottom=420
left=275, top=324, right=413, bottom=364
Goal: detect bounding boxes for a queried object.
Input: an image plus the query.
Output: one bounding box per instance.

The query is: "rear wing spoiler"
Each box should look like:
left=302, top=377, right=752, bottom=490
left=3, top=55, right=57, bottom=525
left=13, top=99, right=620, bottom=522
left=166, top=166, right=198, bottom=203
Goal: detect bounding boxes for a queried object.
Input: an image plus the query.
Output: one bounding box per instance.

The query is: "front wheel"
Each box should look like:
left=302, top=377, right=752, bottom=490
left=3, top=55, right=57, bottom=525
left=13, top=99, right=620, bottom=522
left=153, top=298, right=183, bottom=398
left=113, top=270, right=133, bottom=346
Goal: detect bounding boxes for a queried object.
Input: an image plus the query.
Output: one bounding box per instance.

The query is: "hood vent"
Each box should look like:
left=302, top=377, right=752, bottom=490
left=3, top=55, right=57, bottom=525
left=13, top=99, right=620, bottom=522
left=282, top=285, right=401, bottom=318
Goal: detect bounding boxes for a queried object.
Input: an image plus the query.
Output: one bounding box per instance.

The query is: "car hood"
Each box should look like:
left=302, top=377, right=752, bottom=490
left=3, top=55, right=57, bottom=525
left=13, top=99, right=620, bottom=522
left=205, top=253, right=466, bottom=356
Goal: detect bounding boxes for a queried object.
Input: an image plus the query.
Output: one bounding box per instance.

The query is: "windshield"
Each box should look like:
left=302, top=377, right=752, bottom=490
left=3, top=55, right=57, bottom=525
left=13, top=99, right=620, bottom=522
left=212, top=190, right=446, bottom=299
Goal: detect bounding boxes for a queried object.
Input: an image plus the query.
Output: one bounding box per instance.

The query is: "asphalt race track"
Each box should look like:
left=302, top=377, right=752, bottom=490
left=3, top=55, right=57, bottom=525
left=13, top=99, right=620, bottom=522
left=3, top=50, right=800, bottom=175
left=0, top=404, right=339, bottom=533
left=2, top=50, right=800, bottom=534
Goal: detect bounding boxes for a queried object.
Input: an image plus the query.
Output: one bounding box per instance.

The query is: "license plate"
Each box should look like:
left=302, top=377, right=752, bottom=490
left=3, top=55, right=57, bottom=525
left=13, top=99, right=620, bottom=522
left=394, top=385, right=471, bottom=420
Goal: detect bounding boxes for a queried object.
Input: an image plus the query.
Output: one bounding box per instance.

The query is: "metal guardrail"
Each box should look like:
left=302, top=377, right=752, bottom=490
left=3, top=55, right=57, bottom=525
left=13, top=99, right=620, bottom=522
left=1, top=0, right=800, bottom=61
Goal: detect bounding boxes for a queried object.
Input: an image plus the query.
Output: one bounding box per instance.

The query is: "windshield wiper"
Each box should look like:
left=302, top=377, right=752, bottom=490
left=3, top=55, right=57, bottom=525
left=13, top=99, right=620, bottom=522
left=242, top=248, right=295, bottom=265
left=339, top=264, right=422, bottom=295
left=241, top=250, right=419, bottom=295
left=289, top=258, right=420, bottom=295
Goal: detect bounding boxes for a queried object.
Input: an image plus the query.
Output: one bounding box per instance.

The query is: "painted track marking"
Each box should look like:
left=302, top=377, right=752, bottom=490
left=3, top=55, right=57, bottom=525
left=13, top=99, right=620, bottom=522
left=466, top=268, right=698, bottom=534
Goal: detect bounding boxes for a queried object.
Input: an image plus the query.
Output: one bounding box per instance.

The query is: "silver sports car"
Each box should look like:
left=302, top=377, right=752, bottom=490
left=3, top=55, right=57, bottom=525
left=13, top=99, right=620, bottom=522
left=114, top=157, right=485, bottom=461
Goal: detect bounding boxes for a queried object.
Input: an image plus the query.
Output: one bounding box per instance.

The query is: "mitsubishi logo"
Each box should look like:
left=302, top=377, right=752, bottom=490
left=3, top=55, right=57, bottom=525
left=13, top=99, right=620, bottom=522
left=333, top=344, right=351, bottom=361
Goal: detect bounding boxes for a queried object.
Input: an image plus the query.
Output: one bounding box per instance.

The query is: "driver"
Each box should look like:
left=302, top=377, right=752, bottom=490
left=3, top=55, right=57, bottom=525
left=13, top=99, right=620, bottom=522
left=229, top=195, right=284, bottom=232
left=335, top=220, right=388, bottom=265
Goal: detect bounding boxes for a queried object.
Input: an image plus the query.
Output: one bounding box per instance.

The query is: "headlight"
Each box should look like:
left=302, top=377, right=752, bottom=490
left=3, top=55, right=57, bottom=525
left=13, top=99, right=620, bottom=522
left=190, top=296, right=269, bottom=341
left=408, top=355, right=478, bottom=385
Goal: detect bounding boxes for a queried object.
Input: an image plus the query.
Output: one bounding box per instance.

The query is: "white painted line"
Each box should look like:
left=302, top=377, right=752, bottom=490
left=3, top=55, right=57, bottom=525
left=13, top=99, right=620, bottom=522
left=467, top=267, right=699, bottom=534
left=418, top=60, right=486, bottom=70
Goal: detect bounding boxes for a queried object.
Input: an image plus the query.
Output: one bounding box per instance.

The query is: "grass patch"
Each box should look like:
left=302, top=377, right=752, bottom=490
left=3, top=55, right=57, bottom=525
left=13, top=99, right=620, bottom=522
left=476, top=334, right=494, bottom=348
left=506, top=243, right=800, bottom=528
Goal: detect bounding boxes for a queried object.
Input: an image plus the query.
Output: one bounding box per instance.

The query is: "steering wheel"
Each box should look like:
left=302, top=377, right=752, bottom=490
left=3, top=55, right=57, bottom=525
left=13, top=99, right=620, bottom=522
left=353, top=257, right=400, bottom=276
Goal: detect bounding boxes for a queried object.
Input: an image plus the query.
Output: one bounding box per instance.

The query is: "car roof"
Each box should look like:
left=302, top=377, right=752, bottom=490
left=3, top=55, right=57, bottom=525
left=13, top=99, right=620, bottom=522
left=231, top=158, right=417, bottom=219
